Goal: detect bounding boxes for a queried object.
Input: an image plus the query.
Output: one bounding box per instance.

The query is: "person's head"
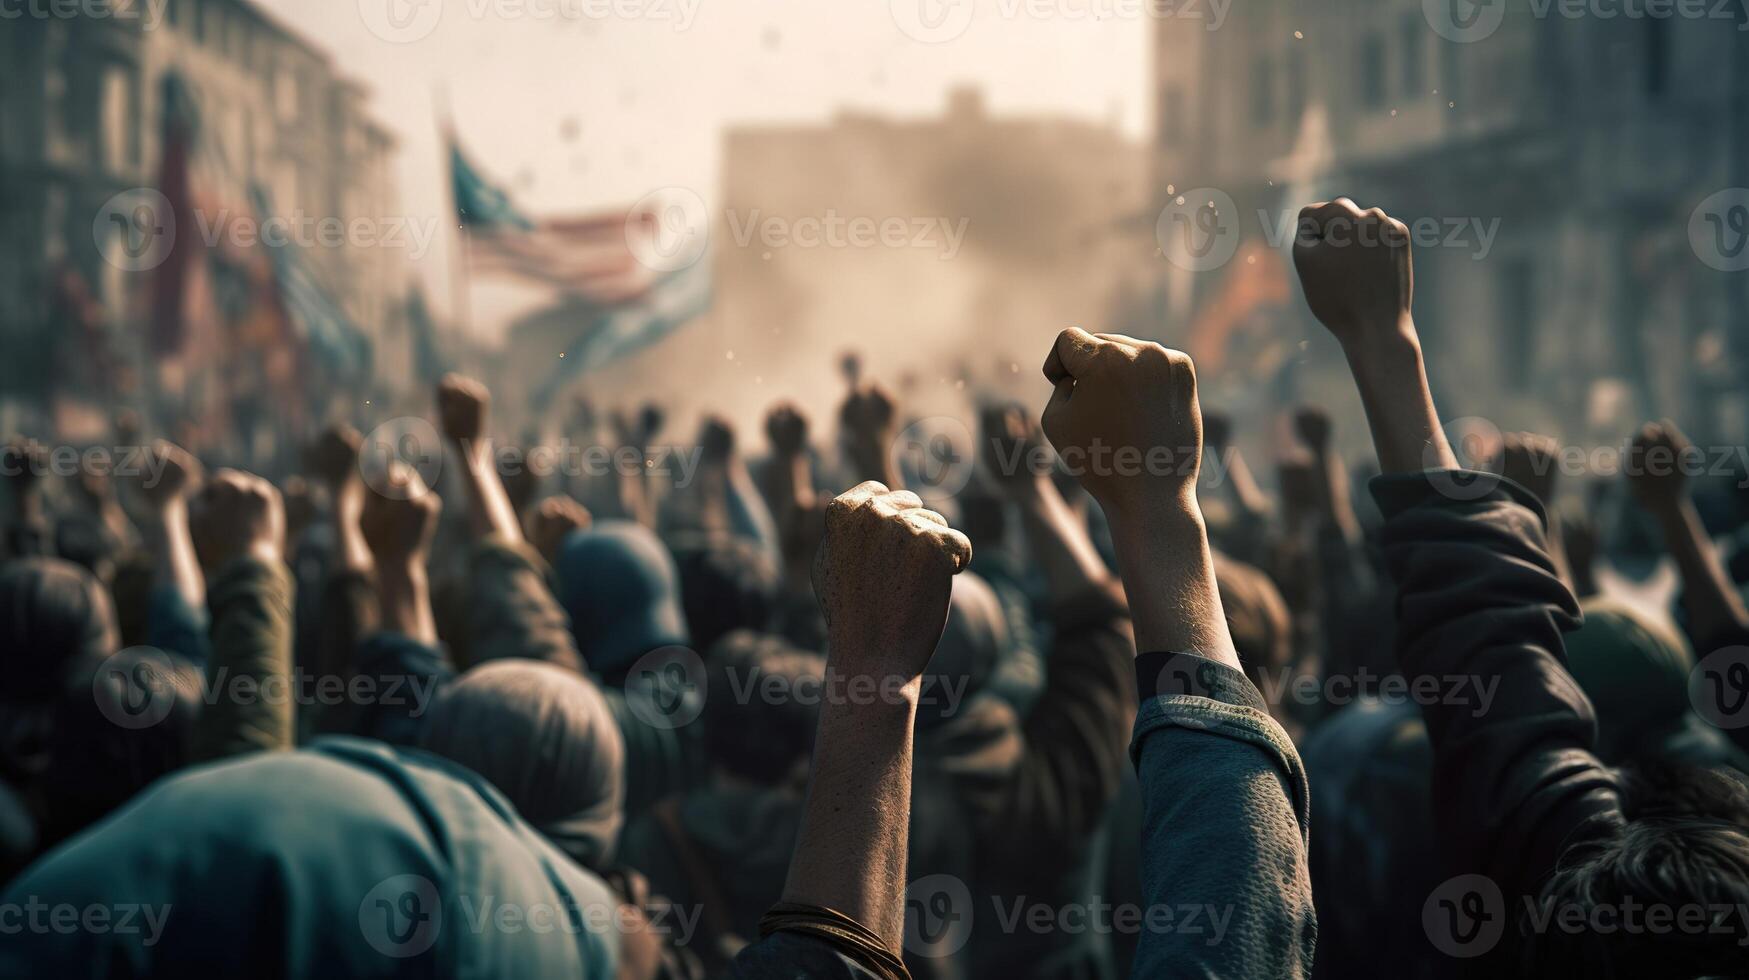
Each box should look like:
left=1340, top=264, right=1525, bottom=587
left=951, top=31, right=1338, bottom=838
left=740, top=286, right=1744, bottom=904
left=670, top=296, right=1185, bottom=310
left=1213, top=554, right=1292, bottom=694
left=1525, top=764, right=1749, bottom=977
left=1563, top=597, right=1694, bottom=764
left=553, top=521, right=690, bottom=678
left=419, top=660, right=625, bottom=869
left=0, top=558, right=118, bottom=703
left=43, top=647, right=203, bottom=847
left=671, top=534, right=779, bottom=656
left=917, top=571, right=1007, bottom=729
left=703, top=631, right=824, bottom=788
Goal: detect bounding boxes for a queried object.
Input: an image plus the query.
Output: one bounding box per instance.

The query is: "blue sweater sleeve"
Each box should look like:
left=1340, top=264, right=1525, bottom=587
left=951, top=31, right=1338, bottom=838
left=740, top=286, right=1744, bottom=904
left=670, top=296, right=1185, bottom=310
left=1129, top=653, right=1317, bottom=978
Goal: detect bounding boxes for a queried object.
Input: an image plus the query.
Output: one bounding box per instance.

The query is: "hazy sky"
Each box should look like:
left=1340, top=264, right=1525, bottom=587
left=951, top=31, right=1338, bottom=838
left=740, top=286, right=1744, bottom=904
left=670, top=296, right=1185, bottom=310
left=253, top=0, right=1150, bottom=334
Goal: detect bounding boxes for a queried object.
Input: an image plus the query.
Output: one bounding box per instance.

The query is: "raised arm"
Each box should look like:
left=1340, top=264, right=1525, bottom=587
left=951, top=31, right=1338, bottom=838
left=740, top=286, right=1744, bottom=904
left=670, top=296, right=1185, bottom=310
left=1626, top=420, right=1749, bottom=650
left=773, top=481, right=970, bottom=959
left=359, top=462, right=441, bottom=647
left=133, top=440, right=206, bottom=619
left=1293, top=198, right=1621, bottom=893
left=187, top=468, right=294, bottom=761
left=1039, top=327, right=1314, bottom=977
left=438, top=373, right=522, bottom=544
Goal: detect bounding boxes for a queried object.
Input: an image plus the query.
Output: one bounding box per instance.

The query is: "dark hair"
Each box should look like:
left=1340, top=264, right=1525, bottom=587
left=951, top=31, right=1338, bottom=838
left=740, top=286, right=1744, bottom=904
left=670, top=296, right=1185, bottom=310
left=672, top=537, right=779, bottom=656
left=1522, top=763, right=1749, bottom=978
left=703, top=631, right=823, bottom=786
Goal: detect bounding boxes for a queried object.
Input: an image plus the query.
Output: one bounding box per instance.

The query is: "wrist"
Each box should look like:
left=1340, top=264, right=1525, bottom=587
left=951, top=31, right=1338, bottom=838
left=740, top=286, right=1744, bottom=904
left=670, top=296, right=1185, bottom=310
left=1342, top=323, right=1422, bottom=379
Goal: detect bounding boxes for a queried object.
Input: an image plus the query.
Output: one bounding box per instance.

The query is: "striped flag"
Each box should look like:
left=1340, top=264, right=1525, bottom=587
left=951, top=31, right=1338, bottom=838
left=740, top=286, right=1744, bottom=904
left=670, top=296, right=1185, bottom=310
left=530, top=257, right=712, bottom=409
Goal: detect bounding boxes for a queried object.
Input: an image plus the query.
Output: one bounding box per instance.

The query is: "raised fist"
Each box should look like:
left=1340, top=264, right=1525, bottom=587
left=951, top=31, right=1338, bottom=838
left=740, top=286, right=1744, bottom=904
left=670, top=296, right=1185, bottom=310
left=1627, top=420, right=1695, bottom=512
left=1293, top=407, right=1333, bottom=454
left=1039, top=327, right=1204, bottom=518
left=136, top=439, right=201, bottom=513
left=305, top=423, right=363, bottom=489
left=1292, top=198, right=1414, bottom=348
left=979, top=402, right=1050, bottom=494
left=360, top=462, right=441, bottom=566
left=766, top=403, right=810, bottom=458
left=437, top=373, right=491, bottom=447
left=1497, top=431, right=1561, bottom=506
left=529, top=494, right=592, bottom=564
left=611, top=404, right=665, bottom=454
left=189, top=468, right=284, bottom=571
left=812, top=481, right=971, bottom=680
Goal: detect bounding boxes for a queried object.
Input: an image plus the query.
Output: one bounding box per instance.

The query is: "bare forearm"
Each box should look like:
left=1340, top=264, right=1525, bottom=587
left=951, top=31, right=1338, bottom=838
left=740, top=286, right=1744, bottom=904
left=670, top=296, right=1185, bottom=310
left=1345, top=328, right=1458, bottom=476
left=1017, top=475, right=1111, bottom=599
left=331, top=478, right=373, bottom=575
left=146, top=502, right=205, bottom=610
left=1105, top=496, right=1239, bottom=670
left=376, top=562, right=437, bottom=646
left=781, top=680, right=918, bottom=950
left=460, top=442, right=523, bottom=542
left=1222, top=449, right=1272, bottom=518
left=1656, top=498, right=1749, bottom=644
left=1313, top=448, right=1361, bottom=544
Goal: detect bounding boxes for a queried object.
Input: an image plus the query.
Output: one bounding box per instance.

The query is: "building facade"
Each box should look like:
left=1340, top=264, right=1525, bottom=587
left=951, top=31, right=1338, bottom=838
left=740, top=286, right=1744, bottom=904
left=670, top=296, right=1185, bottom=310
left=0, top=0, right=402, bottom=419
left=1153, top=1, right=1749, bottom=445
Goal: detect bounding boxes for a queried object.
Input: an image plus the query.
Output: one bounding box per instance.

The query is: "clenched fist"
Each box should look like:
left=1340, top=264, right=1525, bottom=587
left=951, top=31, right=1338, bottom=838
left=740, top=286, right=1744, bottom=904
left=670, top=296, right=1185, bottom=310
left=812, top=481, right=971, bottom=680
left=1293, top=198, right=1414, bottom=349
left=189, top=469, right=284, bottom=571
left=529, top=494, right=592, bottom=565
left=136, top=439, right=202, bottom=513
left=361, top=462, right=441, bottom=566
left=1497, top=431, right=1561, bottom=506
left=1627, top=420, right=1695, bottom=513
left=437, top=373, right=491, bottom=448
left=305, top=423, right=363, bottom=489
left=1039, top=327, right=1204, bottom=519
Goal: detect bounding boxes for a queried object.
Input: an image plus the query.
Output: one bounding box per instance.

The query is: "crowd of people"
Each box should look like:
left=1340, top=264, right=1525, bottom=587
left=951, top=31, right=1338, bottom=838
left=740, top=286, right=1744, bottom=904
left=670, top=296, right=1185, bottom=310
left=1, top=200, right=1747, bottom=978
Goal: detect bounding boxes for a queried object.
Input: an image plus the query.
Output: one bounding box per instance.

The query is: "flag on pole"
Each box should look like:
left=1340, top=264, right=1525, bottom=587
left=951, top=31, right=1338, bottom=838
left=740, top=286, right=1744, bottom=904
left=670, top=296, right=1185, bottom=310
left=149, top=73, right=209, bottom=357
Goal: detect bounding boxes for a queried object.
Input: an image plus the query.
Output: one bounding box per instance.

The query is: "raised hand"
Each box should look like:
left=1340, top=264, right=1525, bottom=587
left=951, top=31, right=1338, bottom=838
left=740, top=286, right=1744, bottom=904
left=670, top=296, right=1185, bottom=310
left=766, top=402, right=810, bottom=458
left=437, top=373, right=491, bottom=449
left=305, top=423, right=363, bottom=490
left=1498, top=431, right=1561, bottom=506
left=812, top=481, right=970, bottom=680
left=980, top=401, right=1051, bottom=496
left=1626, top=420, right=1693, bottom=513
left=529, top=494, right=592, bottom=565
left=135, top=439, right=202, bottom=513
left=360, top=462, right=442, bottom=568
left=1292, top=198, right=1414, bottom=349
left=1040, top=326, right=1203, bottom=519
left=189, top=469, right=285, bottom=571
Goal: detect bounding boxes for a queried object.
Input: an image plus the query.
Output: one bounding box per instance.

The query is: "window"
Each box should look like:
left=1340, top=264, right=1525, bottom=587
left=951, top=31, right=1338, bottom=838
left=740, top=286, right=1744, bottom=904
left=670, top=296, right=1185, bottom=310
left=1252, top=56, right=1275, bottom=125
left=101, top=65, right=130, bottom=173
left=275, top=66, right=299, bottom=123
left=1359, top=32, right=1387, bottom=110
left=1499, top=261, right=1536, bottom=390
left=1400, top=13, right=1425, bottom=98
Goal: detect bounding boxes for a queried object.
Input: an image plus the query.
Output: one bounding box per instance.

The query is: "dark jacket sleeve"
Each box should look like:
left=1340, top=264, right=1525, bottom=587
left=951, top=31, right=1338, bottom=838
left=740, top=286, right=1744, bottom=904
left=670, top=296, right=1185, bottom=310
left=725, top=933, right=893, bottom=980
left=968, top=580, right=1137, bottom=852
left=1370, top=471, right=1625, bottom=899
left=347, top=631, right=455, bottom=747
left=465, top=535, right=586, bottom=673
left=1130, top=651, right=1317, bottom=978
left=192, top=557, right=296, bottom=761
